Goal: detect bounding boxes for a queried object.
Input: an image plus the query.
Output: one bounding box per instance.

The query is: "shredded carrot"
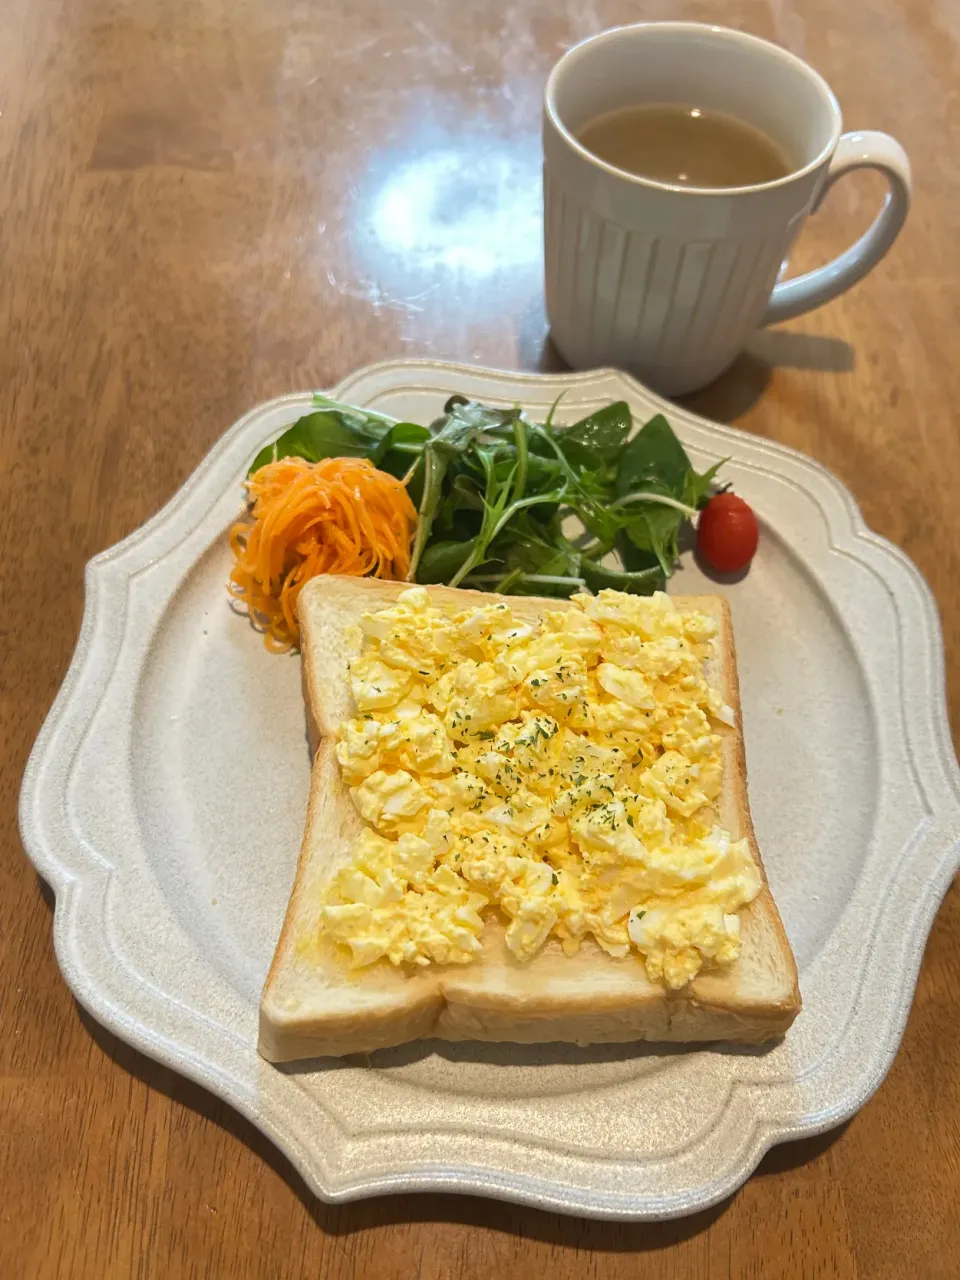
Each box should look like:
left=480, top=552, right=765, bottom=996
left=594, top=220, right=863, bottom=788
left=228, top=456, right=417, bottom=652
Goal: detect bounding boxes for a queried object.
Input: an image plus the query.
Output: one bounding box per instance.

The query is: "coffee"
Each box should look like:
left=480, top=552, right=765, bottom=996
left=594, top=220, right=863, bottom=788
left=576, top=104, right=792, bottom=189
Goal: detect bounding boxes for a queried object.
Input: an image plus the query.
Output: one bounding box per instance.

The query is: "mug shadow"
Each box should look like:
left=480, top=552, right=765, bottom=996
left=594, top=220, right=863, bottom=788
left=534, top=327, right=854, bottom=424
left=679, top=329, right=854, bottom=423
left=533, top=331, right=570, bottom=375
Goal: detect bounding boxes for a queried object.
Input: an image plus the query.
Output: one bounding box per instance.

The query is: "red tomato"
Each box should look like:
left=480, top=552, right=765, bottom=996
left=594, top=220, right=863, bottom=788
left=696, top=493, right=759, bottom=574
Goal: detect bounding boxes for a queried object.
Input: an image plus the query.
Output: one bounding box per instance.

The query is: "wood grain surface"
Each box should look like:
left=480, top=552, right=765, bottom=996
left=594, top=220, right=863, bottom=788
left=2, top=0, right=958, bottom=1276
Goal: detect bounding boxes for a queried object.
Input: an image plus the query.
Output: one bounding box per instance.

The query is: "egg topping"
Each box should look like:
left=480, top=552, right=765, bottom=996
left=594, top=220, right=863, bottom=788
left=320, top=588, right=761, bottom=989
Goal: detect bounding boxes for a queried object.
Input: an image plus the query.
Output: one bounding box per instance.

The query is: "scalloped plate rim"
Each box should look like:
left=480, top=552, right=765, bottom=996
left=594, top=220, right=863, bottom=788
left=18, top=359, right=960, bottom=1221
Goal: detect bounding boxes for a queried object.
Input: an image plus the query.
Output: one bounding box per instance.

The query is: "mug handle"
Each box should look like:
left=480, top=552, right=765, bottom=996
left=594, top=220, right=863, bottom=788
left=762, top=131, right=912, bottom=326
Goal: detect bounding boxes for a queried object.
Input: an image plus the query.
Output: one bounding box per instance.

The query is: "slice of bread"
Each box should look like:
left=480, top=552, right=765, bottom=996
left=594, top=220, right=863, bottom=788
left=259, top=576, right=800, bottom=1061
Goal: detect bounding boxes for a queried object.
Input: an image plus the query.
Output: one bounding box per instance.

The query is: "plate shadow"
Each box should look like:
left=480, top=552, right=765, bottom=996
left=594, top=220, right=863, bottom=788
left=680, top=330, right=854, bottom=423
left=68, top=986, right=824, bottom=1254
left=75, top=999, right=736, bottom=1248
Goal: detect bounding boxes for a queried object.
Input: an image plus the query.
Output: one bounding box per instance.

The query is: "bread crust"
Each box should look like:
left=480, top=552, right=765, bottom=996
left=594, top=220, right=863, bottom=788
left=259, top=577, right=800, bottom=1061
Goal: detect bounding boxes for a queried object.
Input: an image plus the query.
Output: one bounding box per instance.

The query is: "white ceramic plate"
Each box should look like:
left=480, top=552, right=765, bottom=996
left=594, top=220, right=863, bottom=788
left=20, top=361, right=960, bottom=1220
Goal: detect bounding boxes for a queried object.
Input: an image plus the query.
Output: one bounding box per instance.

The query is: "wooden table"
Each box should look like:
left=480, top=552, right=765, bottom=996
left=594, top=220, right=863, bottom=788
left=2, top=0, right=958, bottom=1275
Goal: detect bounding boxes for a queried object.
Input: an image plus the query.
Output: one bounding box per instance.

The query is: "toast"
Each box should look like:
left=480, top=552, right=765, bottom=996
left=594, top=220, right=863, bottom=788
left=259, top=576, right=800, bottom=1061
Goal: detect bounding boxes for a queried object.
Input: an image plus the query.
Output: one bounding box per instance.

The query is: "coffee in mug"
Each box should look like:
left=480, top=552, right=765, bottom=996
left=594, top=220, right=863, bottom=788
left=576, top=104, right=792, bottom=189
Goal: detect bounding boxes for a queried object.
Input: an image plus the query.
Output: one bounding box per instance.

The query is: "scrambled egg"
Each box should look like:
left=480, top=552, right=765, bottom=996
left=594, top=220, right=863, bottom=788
left=320, top=588, right=761, bottom=989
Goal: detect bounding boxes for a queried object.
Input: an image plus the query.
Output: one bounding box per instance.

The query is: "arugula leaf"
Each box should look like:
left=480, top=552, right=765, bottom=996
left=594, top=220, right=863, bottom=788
left=434, top=396, right=522, bottom=438
left=406, top=412, right=500, bottom=580
left=510, top=416, right=528, bottom=503
left=683, top=458, right=725, bottom=509
left=552, top=442, right=617, bottom=494
left=525, top=422, right=616, bottom=538
left=498, top=520, right=581, bottom=579
left=435, top=473, right=486, bottom=534
left=462, top=569, right=588, bottom=597
left=489, top=567, right=526, bottom=593
left=500, top=452, right=566, bottom=495
left=467, top=514, right=584, bottom=598
left=447, top=449, right=517, bottom=587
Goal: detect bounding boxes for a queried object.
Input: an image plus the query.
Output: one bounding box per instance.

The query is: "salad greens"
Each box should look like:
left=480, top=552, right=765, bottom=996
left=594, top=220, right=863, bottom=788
left=250, top=392, right=725, bottom=597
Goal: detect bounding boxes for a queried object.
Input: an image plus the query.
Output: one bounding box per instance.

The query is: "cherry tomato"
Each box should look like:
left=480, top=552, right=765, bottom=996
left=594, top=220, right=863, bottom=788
left=696, top=493, right=759, bottom=574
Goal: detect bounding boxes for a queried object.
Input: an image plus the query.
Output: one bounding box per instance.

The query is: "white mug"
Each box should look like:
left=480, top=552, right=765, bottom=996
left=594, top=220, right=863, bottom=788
left=543, top=23, right=912, bottom=395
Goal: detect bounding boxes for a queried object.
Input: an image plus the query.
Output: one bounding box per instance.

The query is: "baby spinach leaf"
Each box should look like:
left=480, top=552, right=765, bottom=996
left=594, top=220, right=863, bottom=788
left=310, top=393, right=397, bottom=426
left=579, top=557, right=662, bottom=595
left=609, top=416, right=723, bottom=574
left=616, top=414, right=692, bottom=498
left=623, top=506, right=684, bottom=577
left=417, top=539, right=478, bottom=584
left=249, top=410, right=382, bottom=474
left=617, top=413, right=722, bottom=506
left=554, top=400, right=632, bottom=462
left=370, top=423, right=431, bottom=504
left=552, top=440, right=616, bottom=488
left=616, top=531, right=662, bottom=576
left=371, top=422, right=431, bottom=466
